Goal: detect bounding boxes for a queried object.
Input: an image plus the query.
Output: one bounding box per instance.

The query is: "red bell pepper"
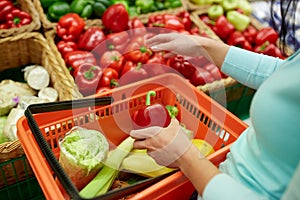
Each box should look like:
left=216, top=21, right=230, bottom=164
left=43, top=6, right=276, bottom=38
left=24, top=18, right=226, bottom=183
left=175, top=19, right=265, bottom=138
left=227, top=31, right=252, bottom=51
left=243, top=25, right=257, bottom=45
left=78, top=27, right=106, bottom=51
left=99, top=67, right=119, bottom=88
left=199, top=15, right=214, bottom=29
left=255, top=27, right=278, bottom=46
left=106, top=31, right=130, bottom=53
left=131, top=90, right=171, bottom=129
left=102, top=4, right=129, bottom=32
left=213, top=15, right=235, bottom=41
left=148, top=14, right=185, bottom=32
left=56, top=13, right=85, bottom=41
left=176, top=11, right=192, bottom=31
left=167, top=55, right=196, bottom=79
left=56, top=40, right=78, bottom=59
left=124, top=46, right=152, bottom=64
left=128, top=17, right=147, bottom=37
left=119, top=61, right=148, bottom=85
left=254, top=41, right=285, bottom=59
left=64, top=50, right=97, bottom=75
left=4, top=8, right=32, bottom=28
left=74, top=63, right=103, bottom=96
left=0, top=0, right=14, bottom=22
left=190, top=67, right=214, bottom=86
left=202, top=63, right=222, bottom=81
left=99, top=50, right=125, bottom=74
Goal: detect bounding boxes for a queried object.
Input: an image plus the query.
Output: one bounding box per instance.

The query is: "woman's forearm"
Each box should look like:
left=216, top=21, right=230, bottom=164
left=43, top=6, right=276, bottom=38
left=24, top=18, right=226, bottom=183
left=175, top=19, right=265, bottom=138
left=198, top=37, right=230, bottom=68
left=177, top=144, right=220, bottom=196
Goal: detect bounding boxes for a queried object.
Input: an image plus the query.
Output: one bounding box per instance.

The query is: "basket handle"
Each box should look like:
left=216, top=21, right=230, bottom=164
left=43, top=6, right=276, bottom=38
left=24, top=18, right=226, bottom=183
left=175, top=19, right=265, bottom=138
left=24, top=97, right=113, bottom=200
left=26, top=96, right=113, bottom=114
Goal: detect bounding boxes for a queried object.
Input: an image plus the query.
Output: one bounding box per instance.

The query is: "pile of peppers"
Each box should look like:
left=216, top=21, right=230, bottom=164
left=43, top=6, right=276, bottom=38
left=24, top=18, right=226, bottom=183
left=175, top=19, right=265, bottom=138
left=200, top=1, right=286, bottom=59
left=0, top=0, right=32, bottom=29
left=41, top=0, right=183, bottom=22
left=55, top=6, right=224, bottom=96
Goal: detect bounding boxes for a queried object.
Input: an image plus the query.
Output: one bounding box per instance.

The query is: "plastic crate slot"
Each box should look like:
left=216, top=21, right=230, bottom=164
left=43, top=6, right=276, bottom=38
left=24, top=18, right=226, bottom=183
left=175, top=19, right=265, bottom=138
left=203, top=116, right=209, bottom=126
left=210, top=122, right=217, bottom=131
left=223, top=132, right=230, bottom=142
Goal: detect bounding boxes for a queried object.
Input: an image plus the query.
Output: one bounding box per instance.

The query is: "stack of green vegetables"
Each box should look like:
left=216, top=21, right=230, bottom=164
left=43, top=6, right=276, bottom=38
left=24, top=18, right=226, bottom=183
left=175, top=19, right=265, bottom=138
left=40, top=0, right=183, bottom=22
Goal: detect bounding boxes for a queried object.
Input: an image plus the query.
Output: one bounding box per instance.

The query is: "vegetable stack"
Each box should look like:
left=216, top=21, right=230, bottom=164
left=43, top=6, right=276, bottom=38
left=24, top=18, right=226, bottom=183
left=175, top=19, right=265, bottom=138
left=0, top=0, right=32, bottom=29
left=198, top=0, right=286, bottom=58
left=53, top=5, right=227, bottom=97
left=40, top=0, right=184, bottom=22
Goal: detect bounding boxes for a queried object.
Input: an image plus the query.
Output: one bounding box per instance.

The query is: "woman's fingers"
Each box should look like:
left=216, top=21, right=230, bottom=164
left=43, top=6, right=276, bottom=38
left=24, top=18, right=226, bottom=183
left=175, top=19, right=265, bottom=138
left=130, top=126, right=162, bottom=140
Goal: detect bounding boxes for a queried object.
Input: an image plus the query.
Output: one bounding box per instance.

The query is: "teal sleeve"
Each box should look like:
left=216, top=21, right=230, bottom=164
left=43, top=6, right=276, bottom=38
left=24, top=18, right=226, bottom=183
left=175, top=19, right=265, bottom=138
left=199, top=173, right=267, bottom=200
left=221, top=46, right=285, bottom=89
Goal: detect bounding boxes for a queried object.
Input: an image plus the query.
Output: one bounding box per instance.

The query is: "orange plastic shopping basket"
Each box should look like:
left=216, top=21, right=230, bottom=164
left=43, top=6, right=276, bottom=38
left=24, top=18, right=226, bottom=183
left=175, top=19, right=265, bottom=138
left=17, top=73, right=248, bottom=200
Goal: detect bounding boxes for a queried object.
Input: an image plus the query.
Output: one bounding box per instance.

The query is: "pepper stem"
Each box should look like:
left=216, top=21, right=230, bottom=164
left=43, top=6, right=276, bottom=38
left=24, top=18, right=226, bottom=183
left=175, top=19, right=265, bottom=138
left=146, top=90, right=156, bottom=106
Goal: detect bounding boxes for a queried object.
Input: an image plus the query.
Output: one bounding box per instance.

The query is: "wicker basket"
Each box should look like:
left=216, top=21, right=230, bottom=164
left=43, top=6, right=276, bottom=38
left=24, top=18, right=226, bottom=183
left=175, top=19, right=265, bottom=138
left=0, top=32, right=82, bottom=101
left=0, top=0, right=41, bottom=38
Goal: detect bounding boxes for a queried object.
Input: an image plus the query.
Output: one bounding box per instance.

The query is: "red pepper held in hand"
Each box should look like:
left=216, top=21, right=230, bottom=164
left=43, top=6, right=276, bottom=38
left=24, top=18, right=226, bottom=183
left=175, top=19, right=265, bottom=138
left=57, top=13, right=85, bottom=41
left=75, top=63, right=103, bottom=96
left=131, top=90, right=171, bottom=129
left=4, top=8, right=32, bottom=28
left=78, top=27, right=106, bottom=51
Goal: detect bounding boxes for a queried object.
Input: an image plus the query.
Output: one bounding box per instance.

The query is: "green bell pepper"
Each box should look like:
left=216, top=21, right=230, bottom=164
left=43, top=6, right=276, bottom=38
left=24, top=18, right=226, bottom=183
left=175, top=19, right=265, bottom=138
left=48, top=1, right=70, bottom=21
left=128, top=6, right=139, bottom=17
left=237, top=0, right=253, bottom=15
left=190, top=0, right=210, bottom=6
left=70, top=0, right=94, bottom=19
left=164, top=0, right=182, bottom=9
left=135, top=0, right=154, bottom=14
left=221, top=0, right=238, bottom=11
left=207, top=4, right=224, bottom=20
left=155, top=1, right=165, bottom=10
left=93, top=0, right=110, bottom=18
left=226, top=10, right=250, bottom=31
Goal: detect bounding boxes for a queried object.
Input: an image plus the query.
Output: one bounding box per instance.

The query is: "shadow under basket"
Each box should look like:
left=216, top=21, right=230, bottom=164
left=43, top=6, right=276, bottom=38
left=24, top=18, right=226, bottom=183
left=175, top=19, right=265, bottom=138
left=17, top=73, right=248, bottom=200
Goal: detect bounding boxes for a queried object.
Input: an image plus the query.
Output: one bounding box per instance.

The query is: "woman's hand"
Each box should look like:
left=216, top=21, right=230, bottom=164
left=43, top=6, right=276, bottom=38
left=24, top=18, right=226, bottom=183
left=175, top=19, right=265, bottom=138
left=129, top=118, right=193, bottom=168
left=145, top=32, right=230, bottom=68
left=146, top=33, right=206, bottom=58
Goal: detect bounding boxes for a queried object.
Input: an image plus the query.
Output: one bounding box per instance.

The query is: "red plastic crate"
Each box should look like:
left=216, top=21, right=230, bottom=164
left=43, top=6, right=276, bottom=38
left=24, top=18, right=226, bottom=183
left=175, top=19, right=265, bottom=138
left=17, top=73, right=247, bottom=199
